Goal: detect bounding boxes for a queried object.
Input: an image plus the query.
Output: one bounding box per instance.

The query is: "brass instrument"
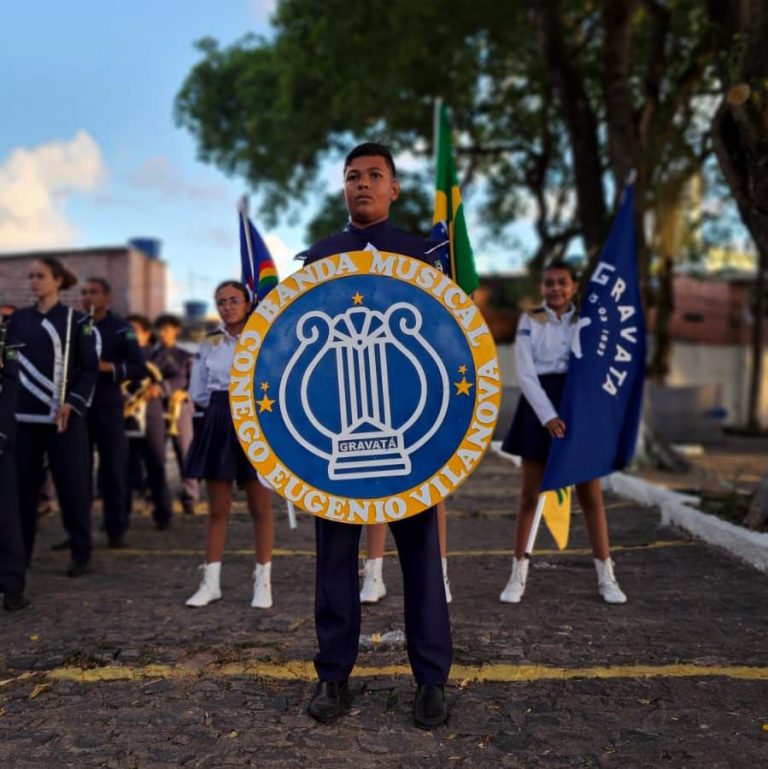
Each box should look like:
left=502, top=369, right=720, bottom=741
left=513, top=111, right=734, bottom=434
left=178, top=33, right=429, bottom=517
left=122, top=361, right=163, bottom=437
left=165, top=389, right=189, bottom=437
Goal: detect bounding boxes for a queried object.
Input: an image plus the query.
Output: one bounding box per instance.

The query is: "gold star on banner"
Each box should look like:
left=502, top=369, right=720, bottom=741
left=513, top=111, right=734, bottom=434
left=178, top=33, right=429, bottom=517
left=454, top=377, right=474, bottom=396
left=260, top=382, right=270, bottom=392
left=458, top=364, right=468, bottom=374
left=352, top=292, right=364, bottom=305
left=257, top=394, right=276, bottom=413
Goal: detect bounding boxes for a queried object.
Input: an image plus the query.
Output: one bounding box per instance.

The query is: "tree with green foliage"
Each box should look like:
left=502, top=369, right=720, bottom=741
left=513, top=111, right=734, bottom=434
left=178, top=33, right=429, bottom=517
left=174, top=1, right=743, bottom=391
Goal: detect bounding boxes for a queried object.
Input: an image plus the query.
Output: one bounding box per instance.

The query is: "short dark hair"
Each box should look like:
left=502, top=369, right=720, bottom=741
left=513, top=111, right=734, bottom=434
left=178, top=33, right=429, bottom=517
left=543, top=259, right=577, bottom=281
left=344, top=142, right=396, bottom=178
left=215, top=280, right=250, bottom=305
left=126, top=314, right=151, bottom=332
left=154, top=314, right=181, bottom=329
left=85, top=277, right=111, bottom=295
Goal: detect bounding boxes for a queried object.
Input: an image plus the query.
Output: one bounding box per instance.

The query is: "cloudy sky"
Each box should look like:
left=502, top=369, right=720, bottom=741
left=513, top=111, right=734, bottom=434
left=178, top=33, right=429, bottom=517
left=0, top=1, right=301, bottom=309
left=1, top=1, right=537, bottom=313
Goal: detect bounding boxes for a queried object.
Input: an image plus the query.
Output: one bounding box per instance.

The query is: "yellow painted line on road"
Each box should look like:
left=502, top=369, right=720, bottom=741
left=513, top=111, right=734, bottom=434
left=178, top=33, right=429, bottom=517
left=39, top=661, right=768, bottom=685
left=108, top=540, right=694, bottom=559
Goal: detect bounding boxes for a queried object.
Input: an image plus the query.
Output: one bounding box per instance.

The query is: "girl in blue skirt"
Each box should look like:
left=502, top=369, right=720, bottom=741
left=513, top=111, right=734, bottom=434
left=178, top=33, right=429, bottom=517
left=500, top=261, right=626, bottom=605
left=185, top=281, right=274, bottom=608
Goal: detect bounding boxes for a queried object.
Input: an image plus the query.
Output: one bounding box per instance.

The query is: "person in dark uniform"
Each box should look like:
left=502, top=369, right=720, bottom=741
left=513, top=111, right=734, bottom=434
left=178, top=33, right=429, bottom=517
left=8, top=256, right=98, bottom=576
left=302, top=143, right=452, bottom=729
left=152, top=315, right=199, bottom=515
left=0, top=317, right=30, bottom=609
left=125, top=314, right=173, bottom=530
left=81, top=278, right=146, bottom=548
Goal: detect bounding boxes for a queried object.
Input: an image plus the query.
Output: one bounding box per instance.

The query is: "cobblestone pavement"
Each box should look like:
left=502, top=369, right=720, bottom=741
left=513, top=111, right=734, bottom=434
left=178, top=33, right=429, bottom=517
left=1, top=451, right=767, bottom=768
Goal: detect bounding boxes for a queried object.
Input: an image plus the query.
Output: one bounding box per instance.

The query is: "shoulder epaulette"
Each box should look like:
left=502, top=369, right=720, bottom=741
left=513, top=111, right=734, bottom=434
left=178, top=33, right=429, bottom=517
left=205, top=330, right=225, bottom=347
left=526, top=306, right=548, bottom=325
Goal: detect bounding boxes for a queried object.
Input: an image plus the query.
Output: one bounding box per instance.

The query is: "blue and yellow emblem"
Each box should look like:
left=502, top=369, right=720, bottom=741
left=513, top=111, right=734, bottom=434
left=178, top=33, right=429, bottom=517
left=230, top=250, right=500, bottom=524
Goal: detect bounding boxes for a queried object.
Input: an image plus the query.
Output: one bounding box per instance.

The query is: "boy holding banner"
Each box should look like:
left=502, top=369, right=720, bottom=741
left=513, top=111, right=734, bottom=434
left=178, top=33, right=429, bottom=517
left=302, top=142, right=452, bottom=730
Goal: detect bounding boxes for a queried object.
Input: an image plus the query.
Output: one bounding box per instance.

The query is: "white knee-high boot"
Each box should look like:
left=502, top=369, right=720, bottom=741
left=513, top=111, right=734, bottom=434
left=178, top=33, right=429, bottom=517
left=500, top=558, right=529, bottom=603
left=186, top=562, right=222, bottom=607
left=251, top=561, right=273, bottom=609
left=594, top=558, right=627, bottom=604
left=360, top=557, right=387, bottom=604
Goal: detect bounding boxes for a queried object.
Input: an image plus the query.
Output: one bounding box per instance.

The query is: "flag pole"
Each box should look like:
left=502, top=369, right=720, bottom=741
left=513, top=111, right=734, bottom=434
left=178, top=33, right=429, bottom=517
left=524, top=493, right=547, bottom=558
left=238, top=196, right=256, bottom=303
left=433, top=97, right=443, bottom=172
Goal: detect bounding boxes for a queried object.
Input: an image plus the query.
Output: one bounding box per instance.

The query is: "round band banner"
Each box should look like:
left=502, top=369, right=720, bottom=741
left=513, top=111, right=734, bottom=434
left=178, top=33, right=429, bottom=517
left=230, top=250, right=501, bottom=524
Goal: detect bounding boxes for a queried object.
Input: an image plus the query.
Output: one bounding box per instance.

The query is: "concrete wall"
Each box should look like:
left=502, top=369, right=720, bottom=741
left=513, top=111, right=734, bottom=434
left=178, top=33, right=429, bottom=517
left=667, top=342, right=768, bottom=428
left=495, top=340, right=768, bottom=430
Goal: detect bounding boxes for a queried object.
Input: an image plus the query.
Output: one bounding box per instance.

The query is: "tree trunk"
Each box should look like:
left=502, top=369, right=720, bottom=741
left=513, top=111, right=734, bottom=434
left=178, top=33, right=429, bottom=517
left=708, top=0, right=768, bottom=430
left=743, top=463, right=768, bottom=529
left=527, top=0, right=607, bottom=259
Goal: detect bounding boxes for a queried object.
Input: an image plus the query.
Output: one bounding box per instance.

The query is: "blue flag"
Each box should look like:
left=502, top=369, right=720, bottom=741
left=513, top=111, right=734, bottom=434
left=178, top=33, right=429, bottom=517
left=426, top=220, right=451, bottom=276
left=541, top=185, right=646, bottom=491
left=239, top=209, right=278, bottom=307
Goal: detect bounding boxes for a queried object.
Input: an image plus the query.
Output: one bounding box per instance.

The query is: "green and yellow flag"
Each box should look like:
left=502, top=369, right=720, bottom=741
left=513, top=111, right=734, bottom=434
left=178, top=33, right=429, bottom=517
left=432, top=102, right=478, bottom=295
left=540, top=486, right=572, bottom=551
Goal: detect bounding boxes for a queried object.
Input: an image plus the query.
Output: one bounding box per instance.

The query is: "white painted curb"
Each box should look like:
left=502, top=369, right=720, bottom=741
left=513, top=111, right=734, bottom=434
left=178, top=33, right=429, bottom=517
left=604, top=472, right=768, bottom=575
left=489, top=442, right=768, bottom=573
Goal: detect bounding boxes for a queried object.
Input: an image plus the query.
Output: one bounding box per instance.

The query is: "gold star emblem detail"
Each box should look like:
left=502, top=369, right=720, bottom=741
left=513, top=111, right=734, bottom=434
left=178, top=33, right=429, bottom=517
left=454, top=377, right=474, bottom=396
left=352, top=292, right=364, bottom=305
left=260, top=382, right=270, bottom=392
left=257, top=394, right=276, bottom=413
left=458, top=364, right=468, bottom=374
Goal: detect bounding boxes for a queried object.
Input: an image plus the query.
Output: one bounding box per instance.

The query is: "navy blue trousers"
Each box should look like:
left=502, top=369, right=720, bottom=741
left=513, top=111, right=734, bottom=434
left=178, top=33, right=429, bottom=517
left=0, top=450, right=26, bottom=593
left=16, top=417, right=92, bottom=564
left=126, top=402, right=172, bottom=525
left=88, top=405, right=128, bottom=539
left=314, top=506, right=453, bottom=684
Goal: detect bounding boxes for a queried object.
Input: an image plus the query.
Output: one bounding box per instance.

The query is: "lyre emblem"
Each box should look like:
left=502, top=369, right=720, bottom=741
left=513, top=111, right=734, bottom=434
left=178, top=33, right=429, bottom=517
left=280, top=303, right=449, bottom=480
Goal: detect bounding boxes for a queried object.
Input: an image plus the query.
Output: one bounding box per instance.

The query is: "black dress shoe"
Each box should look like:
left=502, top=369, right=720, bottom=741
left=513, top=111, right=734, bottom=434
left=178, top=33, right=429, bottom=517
left=413, top=684, right=447, bottom=729
left=3, top=592, right=31, bottom=611
left=108, top=535, right=129, bottom=549
left=50, top=538, right=71, bottom=551
left=307, top=680, right=351, bottom=723
left=66, top=560, right=91, bottom=578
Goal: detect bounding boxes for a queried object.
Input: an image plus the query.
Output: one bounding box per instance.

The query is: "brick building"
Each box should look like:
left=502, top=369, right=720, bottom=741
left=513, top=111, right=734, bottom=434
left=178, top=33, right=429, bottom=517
left=669, top=273, right=766, bottom=345
left=0, top=239, right=167, bottom=317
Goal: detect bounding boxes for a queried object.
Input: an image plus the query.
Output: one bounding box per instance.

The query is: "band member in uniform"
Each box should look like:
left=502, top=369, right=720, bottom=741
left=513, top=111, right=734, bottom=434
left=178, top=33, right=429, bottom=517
left=153, top=315, right=199, bottom=515
left=125, top=314, right=173, bottom=529
left=9, top=256, right=98, bottom=576
left=81, top=278, right=146, bottom=547
left=499, top=260, right=627, bottom=604
left=184, top=281, right=274, bottom=609
left=0, top=317, right=30, bottom=609
left=360, top=501, right=452, bottom=603
left=302, top=143, right=451, bottom=729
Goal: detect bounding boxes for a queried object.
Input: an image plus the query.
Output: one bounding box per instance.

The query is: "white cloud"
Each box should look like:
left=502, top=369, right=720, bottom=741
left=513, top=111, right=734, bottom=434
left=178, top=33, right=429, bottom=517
left=0, top=131, right=105, bottom=250
left=263, top=232, right=301, bottom=279
left=249, top=0, right=277, bottom=21
left=126, top=156, right=227, bottom=202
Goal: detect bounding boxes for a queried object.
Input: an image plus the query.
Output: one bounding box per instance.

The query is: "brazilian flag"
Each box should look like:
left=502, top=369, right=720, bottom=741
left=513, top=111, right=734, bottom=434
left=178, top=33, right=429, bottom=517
left=431, top=102, right=478, bottom=295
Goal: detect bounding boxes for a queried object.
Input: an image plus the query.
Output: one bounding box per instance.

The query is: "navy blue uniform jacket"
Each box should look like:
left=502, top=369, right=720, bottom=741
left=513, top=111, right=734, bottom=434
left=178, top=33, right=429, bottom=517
left=93, top=312, right=147, bottom=407
left=9, top=304, right=98, bottom=423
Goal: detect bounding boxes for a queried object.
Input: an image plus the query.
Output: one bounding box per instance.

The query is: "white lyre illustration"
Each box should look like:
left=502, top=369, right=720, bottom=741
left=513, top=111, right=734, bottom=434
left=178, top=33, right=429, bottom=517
left=279, top=302, right=450, bottom=480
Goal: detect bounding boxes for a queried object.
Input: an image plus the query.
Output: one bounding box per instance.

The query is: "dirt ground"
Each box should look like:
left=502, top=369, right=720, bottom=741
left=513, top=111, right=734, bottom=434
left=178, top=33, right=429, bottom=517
left=1, top=449, right=767, bottom=768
